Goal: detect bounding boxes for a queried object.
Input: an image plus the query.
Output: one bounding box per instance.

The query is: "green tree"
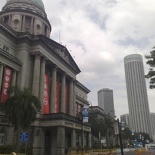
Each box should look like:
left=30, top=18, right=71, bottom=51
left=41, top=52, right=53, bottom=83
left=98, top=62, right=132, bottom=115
left=0, top=86, right=41, bottom=130
left=89, top=114, right=101, bottom=139
left=145, top=47, right=155, bottom=89
left=101, top=115, right=115, bottom=148
left=121, top=127, right=132, bottom=147
left=89, top=113, right=115, bottom=148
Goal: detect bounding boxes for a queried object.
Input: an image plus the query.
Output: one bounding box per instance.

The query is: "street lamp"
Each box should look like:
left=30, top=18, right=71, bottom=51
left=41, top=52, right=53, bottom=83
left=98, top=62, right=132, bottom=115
left=105, top=111, right=115, bottom=149
left=116, top=118, right=124, bottom=155
left=107, top=110, right=115, bottom=118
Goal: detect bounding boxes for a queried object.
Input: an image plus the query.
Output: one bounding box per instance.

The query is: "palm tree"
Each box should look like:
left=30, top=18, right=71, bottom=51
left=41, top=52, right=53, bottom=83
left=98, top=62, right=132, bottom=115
left=0, top=86, right=41, bottom=153
left=0, top=86, right=41, bottom=131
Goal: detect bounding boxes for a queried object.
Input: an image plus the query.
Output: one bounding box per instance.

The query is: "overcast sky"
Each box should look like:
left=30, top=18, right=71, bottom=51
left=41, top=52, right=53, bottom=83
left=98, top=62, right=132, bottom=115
left=1, top=0, right=155, bottom=118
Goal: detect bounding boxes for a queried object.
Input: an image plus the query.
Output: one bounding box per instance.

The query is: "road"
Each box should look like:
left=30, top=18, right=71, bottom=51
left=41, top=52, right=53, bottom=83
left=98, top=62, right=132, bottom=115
left=122, top=150, right=155, bottom=155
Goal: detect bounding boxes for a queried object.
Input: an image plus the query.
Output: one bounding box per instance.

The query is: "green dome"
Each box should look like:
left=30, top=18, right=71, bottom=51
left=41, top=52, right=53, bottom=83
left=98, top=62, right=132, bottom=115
left=6, top=0, right=45, bottom=11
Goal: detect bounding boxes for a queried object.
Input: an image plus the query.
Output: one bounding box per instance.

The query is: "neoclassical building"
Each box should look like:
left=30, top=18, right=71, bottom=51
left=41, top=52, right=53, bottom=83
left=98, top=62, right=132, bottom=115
left=0, top=0, right=91, bottom=155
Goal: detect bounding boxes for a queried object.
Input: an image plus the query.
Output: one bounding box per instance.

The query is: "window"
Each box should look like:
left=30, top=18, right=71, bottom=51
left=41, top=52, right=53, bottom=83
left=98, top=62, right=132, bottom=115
left=14, top=19, right=19, bottom=26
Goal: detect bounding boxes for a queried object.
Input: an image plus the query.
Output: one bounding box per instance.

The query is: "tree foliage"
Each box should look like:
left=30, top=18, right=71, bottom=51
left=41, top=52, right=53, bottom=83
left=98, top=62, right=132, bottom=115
left=89, top=114, right=101, bottom=138
left=89, top=113, right=115, bottom=146
left=0, top=87, right=41, bottom=130
left=145, top=47, right=155, bottom=89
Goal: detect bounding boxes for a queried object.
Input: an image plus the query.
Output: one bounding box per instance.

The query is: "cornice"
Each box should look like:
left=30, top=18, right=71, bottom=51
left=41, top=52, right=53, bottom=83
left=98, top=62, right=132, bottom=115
left=0, top=20, right=17, bottom=39
left=0, top=21, right=80, bottom=74
left=0, top=48, right=22, bottom=66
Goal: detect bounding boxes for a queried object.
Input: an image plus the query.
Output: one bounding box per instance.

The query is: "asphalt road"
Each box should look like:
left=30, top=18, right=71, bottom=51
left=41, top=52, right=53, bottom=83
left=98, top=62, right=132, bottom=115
left=122, top=150, right=155, bottom=155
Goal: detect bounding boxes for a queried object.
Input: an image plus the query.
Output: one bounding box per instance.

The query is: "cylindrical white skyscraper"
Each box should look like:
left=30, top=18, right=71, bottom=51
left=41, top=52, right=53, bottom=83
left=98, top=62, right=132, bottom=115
left=124, top=54, right=151, bottom=135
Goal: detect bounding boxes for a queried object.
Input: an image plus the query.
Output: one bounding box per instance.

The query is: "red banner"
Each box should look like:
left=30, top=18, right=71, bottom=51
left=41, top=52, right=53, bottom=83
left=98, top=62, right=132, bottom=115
left=55, top=80, right=59, bottom=113
left=0, top=67, right=12, bottom=102
left=43, top=74, right=49, bottom=114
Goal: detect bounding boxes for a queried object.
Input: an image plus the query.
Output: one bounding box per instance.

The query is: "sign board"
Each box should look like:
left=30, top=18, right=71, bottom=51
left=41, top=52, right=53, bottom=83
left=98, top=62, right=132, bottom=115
left=101, top=139, right=106, bottom=144
left=81, top=106, right=89, bottom=123
left=131, top=129, right=135, bottom=135
left=19, top=132, right=28, bottom=142
left=145, top=144, right=155, bottom=151
left=114, top=122, right=119, bottom=135
left=121, top=122, right=125, bottom=130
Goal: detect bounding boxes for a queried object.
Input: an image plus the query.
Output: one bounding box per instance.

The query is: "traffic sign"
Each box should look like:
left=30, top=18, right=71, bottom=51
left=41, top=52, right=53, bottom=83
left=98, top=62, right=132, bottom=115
left=19, top=132, right=28, bottom=142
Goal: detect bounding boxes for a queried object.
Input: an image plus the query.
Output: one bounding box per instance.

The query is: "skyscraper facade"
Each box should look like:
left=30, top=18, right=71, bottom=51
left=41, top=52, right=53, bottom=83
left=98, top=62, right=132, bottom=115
left=150, top=113, right=155, bottom=139
left=97, top=88, right=115, bottom=117
left=120, top=114, right=130, bottom=127
left=124, top=54, right=151, bottom=135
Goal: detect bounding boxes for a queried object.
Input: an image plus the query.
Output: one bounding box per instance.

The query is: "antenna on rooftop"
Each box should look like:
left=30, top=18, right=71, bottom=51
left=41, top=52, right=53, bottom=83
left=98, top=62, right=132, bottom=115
left=59, top=31, right=61, bottom=43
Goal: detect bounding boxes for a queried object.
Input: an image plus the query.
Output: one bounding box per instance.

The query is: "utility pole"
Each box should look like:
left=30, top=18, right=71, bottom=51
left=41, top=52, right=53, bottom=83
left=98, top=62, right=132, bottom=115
left=117, top=118, right=124, bottom=155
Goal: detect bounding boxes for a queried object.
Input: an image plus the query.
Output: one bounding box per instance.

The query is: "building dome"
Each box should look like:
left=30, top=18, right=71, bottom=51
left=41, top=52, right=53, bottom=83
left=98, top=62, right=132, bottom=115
left=0, top=0, right=51, bottom=37
left=6, top=0, right=45, bottom=11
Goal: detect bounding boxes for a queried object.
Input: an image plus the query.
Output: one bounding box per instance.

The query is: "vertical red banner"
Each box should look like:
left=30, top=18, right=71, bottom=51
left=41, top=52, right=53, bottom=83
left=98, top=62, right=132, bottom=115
left=0, top=67, right=12, bottom=102
left=43, top=74, right=49, bottom=114
left=55, top=80, right=59, bottom=113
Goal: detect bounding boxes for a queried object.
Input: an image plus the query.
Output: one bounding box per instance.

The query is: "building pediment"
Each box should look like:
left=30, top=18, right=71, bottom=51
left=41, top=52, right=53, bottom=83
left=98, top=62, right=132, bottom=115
left=0, top=20, right=81, bottom=74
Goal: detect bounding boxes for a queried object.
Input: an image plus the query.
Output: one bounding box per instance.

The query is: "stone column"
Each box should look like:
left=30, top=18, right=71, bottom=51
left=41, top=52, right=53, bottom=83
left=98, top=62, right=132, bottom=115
left=39, top=57, right=45, bottom=111
left=9, top=15, right=11, bottom=25
left=56, top=127, right=65, bottom=155
left=32, top=54, right=41, bottom=97
left=88, top=132, right=92, bottom=147
left=0, top=63, right=4, bottom=91
left=60, top=73, right=66, bottom=113
left=11, top=70, right=17, bottom=87
left=73, top=80, right=76, bottom=116
left=30, top=17, right=34, bottom=33
left=81, top=128, right=84, bottom=148
left=69, top=79, right=73, bottom=116
left=50, top=66, right=57, bottom=113
left=71, top=129, right=76, bottom=148
left=42, top=23, right=45, bottom=35
left=33, top=127, right=43, bottom=155
left=22, top=15, right=25, bottom=31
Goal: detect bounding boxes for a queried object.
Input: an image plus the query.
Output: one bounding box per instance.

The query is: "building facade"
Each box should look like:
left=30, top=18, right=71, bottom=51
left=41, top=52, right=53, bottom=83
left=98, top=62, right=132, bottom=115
left=150, top=113, right=155, bottom=140
left=0, top=0, right=91, bottom=155
left=120, top=114, right=130, bottom=127
left=124, top=54, right=151, bottom=135
left=97, top=88, right=115, bottom=117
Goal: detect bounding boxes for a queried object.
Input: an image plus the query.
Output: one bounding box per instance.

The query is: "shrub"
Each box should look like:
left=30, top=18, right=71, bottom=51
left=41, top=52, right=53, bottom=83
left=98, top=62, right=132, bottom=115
left=0, top=145, right=16, bottom=154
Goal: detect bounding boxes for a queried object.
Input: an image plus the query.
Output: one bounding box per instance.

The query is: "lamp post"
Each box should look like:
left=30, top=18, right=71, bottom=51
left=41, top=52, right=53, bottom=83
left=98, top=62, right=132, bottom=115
left=106, top=111, right=115, bottom=148
left=117, top=118, right=124, bottom=155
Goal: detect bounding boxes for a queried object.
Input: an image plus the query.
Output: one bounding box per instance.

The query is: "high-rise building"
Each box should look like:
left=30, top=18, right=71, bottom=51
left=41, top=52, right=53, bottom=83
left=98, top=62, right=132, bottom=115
left=97, top=88, right=115, bottom=117
left=120, top=114, right=130, bottom=127
left=124, top=54, right=151, bottom=135
left=150, top=113, right=155, bottom=139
